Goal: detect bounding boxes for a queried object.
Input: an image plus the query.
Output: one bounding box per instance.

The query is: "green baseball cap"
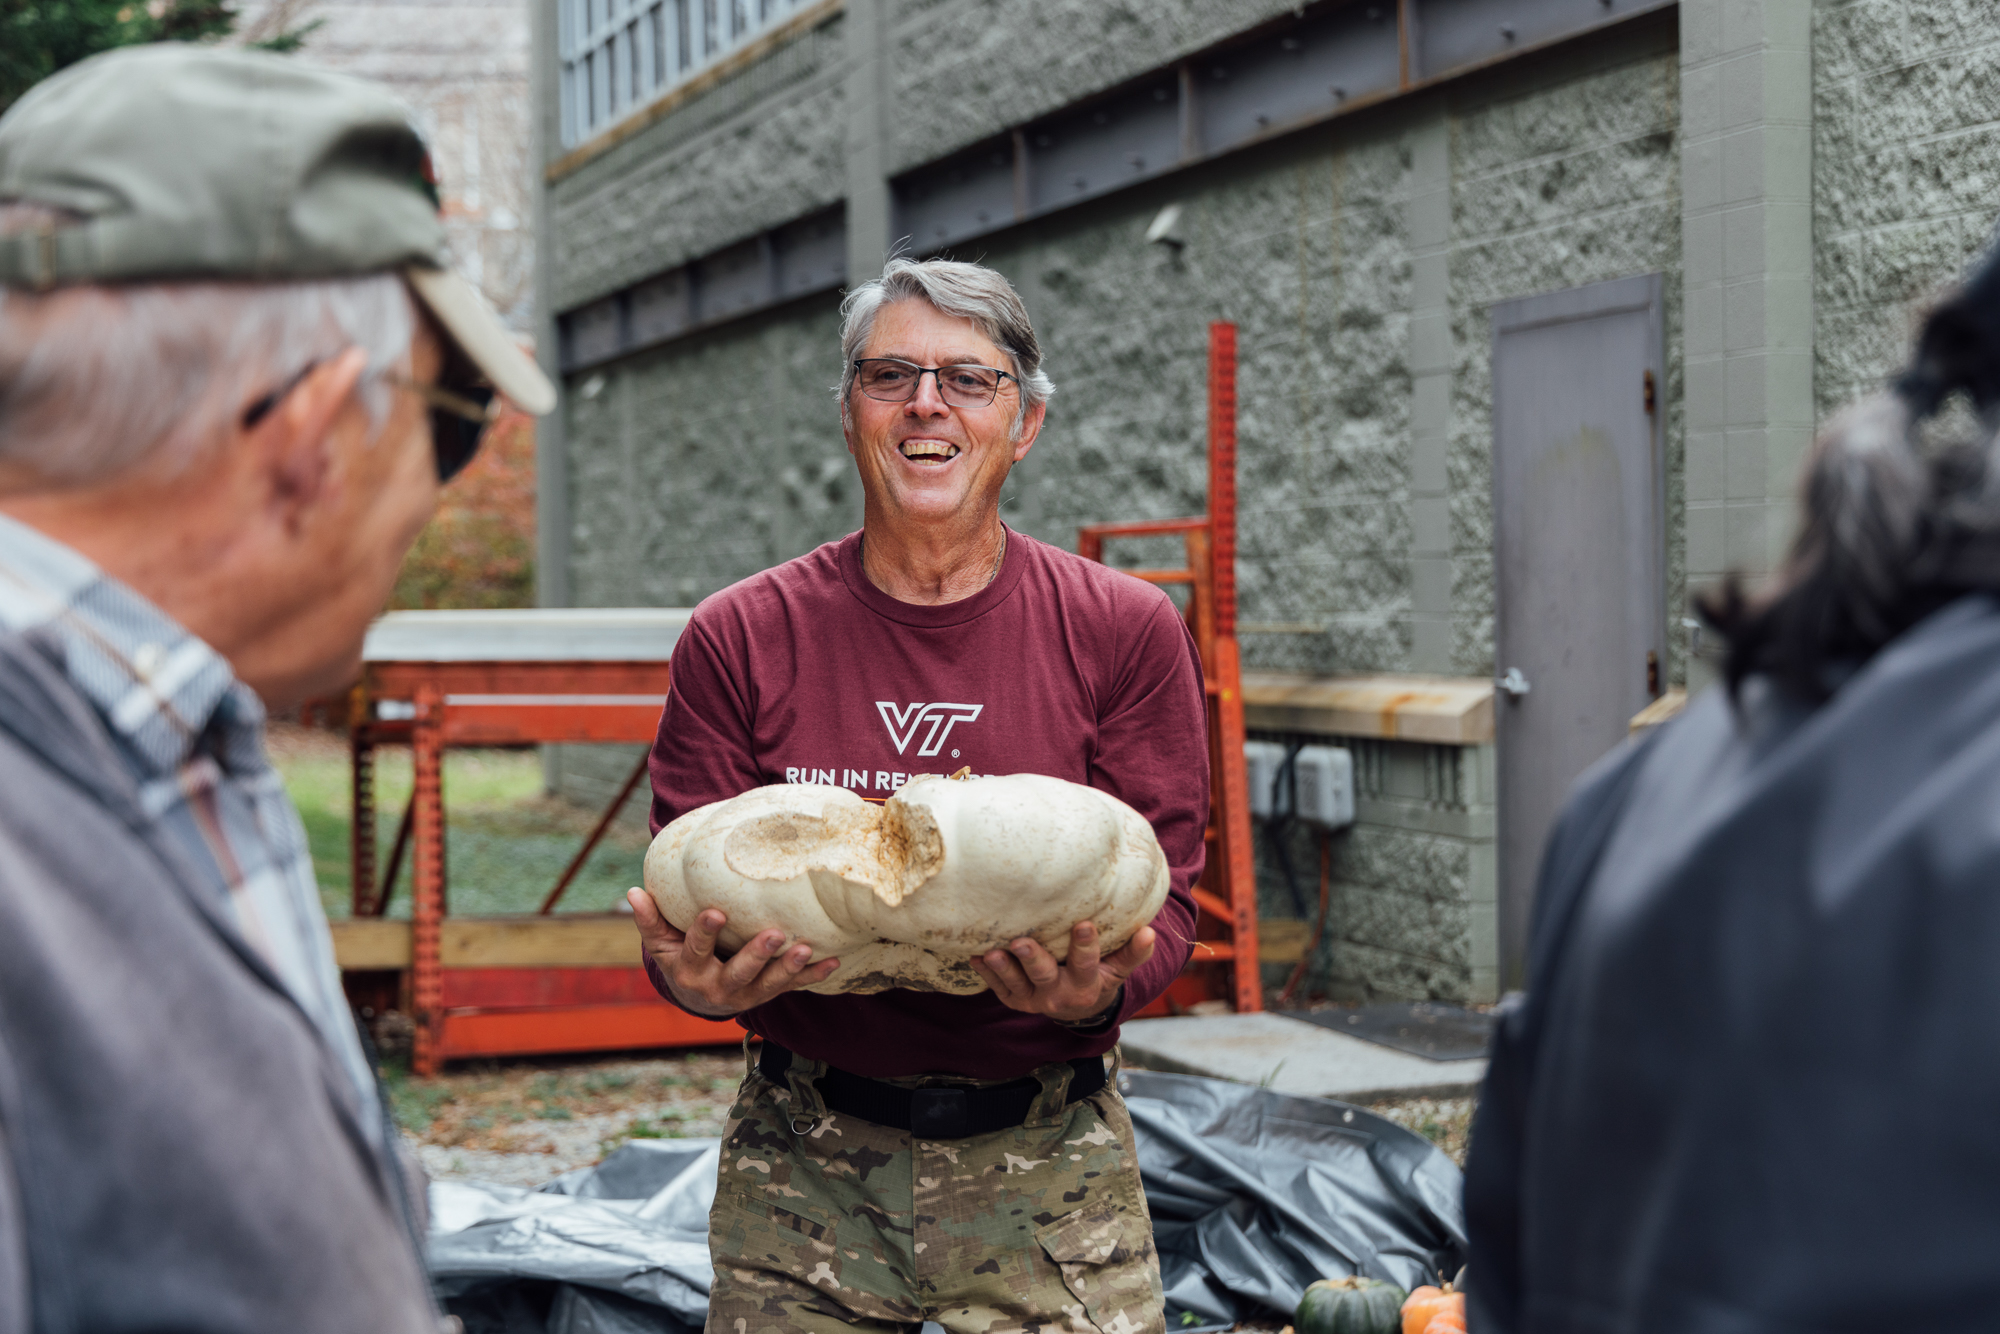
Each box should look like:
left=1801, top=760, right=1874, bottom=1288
left=0, top=43, right=555, bottom=415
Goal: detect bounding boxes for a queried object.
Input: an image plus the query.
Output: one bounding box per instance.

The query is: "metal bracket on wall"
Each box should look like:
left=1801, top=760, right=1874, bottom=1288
left=554, top=0, right=1673, bottom=374
left=892, top=0, right=1671, bottom=257
left=558, top=206, right=847, bottom=372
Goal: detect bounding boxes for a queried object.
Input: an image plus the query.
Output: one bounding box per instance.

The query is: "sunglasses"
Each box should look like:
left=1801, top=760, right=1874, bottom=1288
left=241, top=362, right=499, bottom=483
left=386, top=374, right=498, bottom=482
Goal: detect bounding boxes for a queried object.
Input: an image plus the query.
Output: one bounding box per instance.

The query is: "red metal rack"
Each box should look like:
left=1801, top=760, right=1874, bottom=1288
left=1077, top=322, right=1262, bottom=1015
left=333, top=612, right=740, bottom=1075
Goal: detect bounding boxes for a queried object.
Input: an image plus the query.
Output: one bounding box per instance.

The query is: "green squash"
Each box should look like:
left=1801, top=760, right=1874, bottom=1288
left=1294, top=1275, right=1407, bottom=1334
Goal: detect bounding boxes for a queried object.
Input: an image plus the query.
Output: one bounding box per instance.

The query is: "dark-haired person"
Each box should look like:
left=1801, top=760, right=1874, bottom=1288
left=0, top=45, right=553, bottom=1333
left=1463, top=241, right=2000, bottom=1331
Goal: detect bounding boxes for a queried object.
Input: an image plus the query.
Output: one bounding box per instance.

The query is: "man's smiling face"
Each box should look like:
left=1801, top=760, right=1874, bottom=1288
left=843, top=298, right=1044, bottom=531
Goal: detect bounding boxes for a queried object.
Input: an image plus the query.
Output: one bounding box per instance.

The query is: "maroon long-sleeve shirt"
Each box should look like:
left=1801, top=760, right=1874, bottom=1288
left=644, top=527, right=1208, bottom=1079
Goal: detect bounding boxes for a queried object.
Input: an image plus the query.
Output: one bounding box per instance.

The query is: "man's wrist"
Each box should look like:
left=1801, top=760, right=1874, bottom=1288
left=663, top=973, right=740, bottom=1019
left=1052, top=986, right=1124, bottom=1033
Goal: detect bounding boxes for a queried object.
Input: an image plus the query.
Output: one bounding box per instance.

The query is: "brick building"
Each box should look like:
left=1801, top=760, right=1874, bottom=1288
left=530, top=0, right=2000, bottom=1002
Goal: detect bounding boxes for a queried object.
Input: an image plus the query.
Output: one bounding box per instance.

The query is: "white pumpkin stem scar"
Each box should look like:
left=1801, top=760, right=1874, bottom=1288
left=948, top=766, right=971, bottom=780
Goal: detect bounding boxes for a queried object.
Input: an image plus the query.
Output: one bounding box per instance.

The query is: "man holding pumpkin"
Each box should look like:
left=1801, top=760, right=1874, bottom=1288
left=629, top=257, right=1210, bottom=1332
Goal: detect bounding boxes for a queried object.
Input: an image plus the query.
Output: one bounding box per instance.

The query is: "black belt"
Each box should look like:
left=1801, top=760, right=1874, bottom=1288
left=758, top=1040, right=1106, bottom=1140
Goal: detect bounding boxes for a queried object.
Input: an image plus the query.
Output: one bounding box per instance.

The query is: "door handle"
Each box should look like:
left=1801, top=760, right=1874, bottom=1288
left=1495, top=667, right=1531, bottom=697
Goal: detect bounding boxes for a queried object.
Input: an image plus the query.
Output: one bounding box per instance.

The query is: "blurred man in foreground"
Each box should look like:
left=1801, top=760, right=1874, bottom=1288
left=1466, top=238, right=2000, bottom=1330
left=0, top=45, right=552, bottom=1332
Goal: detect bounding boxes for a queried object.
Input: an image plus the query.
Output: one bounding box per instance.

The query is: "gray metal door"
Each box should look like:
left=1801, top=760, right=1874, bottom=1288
left=1491, top=273, right=1664, bottom=989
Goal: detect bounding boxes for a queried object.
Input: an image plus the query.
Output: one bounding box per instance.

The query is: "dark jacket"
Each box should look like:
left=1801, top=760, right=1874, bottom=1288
left=0, top=628, right=437, bottom=1334
left=1466, top=595, right=2000, bottom=1333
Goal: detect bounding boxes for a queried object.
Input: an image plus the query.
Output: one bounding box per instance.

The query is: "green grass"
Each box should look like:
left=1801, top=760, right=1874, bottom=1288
left=276, top=743, right=649, bottom=920
left=382, top=1065, right=455, bottom=1133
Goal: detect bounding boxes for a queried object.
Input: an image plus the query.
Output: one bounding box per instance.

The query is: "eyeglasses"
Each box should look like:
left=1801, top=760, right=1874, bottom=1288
left=853, top=358, right=1017, bottom=408
left=241, top=363, right=498, bottom=483
left=386, top=374, right=498, bottom=483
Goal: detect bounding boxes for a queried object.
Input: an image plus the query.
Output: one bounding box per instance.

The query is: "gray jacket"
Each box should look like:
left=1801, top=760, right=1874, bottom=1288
left=1465, top=594, right=2000, bottom=1331
left=0, top=627, right=437, bottom=1333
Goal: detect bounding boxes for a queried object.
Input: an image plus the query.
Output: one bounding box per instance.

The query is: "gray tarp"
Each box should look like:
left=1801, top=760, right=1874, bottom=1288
left=428, top=1069, right=1466, bottom=1332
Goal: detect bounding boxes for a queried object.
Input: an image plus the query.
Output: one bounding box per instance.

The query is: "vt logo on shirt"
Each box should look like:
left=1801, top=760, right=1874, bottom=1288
left=876, top=702, right=983, bottom=757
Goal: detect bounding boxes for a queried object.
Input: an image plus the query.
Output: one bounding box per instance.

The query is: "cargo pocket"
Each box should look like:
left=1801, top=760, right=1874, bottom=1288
left=769, top=1205, right=844, bottom=1292
left=1034, top=1200, right=1163, bottom=1334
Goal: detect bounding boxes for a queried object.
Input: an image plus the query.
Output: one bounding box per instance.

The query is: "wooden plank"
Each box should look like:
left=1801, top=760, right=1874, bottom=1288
left=437, top=1003, right=742, bottom=1060
left=1629, top=687, right=1688, bottom=736
left=334, top=915, right=650, bottom=969
left=440, top=913, right=644, bottom=968
left=1258, top=917, right=1313, bottom=964
left=331, top=918, right=412, bottom=968
left=1241, top=671, right=1496, bottom=744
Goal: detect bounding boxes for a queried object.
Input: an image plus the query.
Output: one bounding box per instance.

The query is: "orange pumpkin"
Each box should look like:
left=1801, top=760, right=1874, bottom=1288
left=1400, top=1284, right=1464, bottom=1334
left=1421, top=1312, right=1466, bottom=1334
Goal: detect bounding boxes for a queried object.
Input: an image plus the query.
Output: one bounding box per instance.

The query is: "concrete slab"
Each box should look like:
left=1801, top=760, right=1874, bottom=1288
left=1119, top=1012, right=1485, bottom=1103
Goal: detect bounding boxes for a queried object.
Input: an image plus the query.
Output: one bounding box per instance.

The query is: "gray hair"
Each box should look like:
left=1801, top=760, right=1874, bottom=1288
left=0, top=203, right=415, bottom=486
left=837, top=258, right=1054, bottom=430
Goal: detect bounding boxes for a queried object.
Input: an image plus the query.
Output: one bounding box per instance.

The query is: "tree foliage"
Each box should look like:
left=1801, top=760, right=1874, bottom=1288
left=392, top=409, right=537, bottom=611
left=0, top=0, right=317, bottom=117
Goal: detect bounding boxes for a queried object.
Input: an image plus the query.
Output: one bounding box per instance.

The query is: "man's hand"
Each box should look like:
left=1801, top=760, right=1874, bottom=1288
left=969, top=920, right=1154, bottom=1025
left=627, top=888, right=838, bottom=1017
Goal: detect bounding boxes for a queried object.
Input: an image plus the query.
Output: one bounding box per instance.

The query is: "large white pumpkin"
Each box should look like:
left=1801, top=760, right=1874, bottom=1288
left=641, top=774, right=1170, bottom=994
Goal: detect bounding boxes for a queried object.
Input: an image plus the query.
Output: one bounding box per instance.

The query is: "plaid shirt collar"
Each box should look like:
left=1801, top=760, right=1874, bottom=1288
left=0, top=512, right=256, bottom=776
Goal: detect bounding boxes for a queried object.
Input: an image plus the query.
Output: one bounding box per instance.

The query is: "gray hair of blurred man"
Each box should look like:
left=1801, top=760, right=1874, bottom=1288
left=837, top=257, right=1055, bottom=436
left=0, top=202, right=416, bottom=487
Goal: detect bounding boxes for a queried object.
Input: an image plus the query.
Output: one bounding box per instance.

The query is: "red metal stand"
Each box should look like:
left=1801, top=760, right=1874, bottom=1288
left=410, top=685, right=446, bottom=1073
left=344, top=654, right=740, bottom=1075
left=1077, top=322, right=1262, bottom=1014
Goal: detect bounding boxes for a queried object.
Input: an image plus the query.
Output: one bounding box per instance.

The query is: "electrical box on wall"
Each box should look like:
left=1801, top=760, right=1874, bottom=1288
left=1244, top=741, right=1353, bottom=826
left=1294, top=745, right=1355, bottom=829
left=1244, top=740, right=1286, bottom=819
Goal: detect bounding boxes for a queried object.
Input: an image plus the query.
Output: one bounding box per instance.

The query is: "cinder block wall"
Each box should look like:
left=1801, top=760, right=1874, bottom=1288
left=1252, top=735, right=1499, bottom=1002
left=1813, top=0, right=2000, bottom=420
left=546, top=9, right=1682, bottom=1002
left=547, top=18, right=850, bottom=314
left=887, top=1, right=1320, bottom=178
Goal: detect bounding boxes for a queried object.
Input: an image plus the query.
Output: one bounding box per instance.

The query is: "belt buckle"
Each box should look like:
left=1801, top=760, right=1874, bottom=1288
left=909, top=1087, right=969, bottom=1139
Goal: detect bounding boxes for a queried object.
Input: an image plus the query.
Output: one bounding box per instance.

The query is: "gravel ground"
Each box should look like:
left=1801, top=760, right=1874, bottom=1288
left=396, top=1049, right=1476, bottom=1188
left=389, top=1050, right=745, bottom=1187
left=1370, top=1096, right=1476, bottom=1166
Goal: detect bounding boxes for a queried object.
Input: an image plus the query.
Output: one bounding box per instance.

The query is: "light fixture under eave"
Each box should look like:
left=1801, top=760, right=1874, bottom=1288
left=1146, top=203, right=1186, bottom=249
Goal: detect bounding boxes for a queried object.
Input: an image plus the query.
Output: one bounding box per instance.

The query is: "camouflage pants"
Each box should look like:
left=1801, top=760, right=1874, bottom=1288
left=706, top=1043, right=1164, bottom=1334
